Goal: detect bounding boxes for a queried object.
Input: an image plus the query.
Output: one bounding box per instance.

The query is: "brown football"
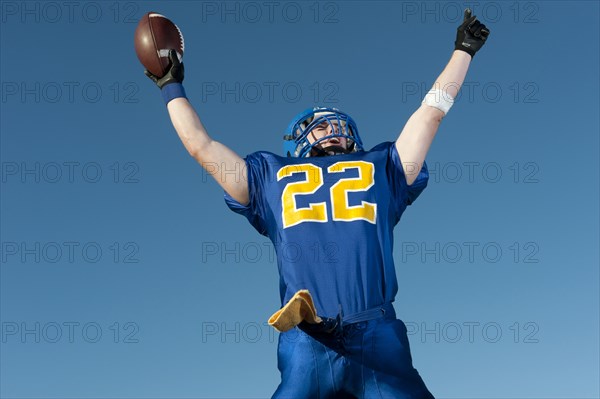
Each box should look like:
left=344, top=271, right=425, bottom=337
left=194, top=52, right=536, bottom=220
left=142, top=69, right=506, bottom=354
left=134, top=12, right=184, bottom=77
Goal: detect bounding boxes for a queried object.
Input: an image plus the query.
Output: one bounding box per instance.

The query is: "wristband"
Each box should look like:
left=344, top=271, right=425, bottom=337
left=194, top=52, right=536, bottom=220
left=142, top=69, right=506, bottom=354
left=422, top=89, right=455, bottom=115
left=161, top=83, right=187, bottom=105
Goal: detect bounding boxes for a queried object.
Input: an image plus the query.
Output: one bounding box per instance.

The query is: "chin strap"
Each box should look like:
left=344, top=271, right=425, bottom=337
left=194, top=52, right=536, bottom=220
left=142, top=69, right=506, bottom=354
left=310, top=146, right=340, bottom=157
left=309, top=141, right=355, bottom=157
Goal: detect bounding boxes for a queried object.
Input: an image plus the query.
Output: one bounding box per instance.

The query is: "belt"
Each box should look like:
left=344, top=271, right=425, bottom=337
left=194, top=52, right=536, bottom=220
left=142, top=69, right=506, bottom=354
left=343, top=302, right=395, bottom=324
left=299, top=302, right=395, bottom=335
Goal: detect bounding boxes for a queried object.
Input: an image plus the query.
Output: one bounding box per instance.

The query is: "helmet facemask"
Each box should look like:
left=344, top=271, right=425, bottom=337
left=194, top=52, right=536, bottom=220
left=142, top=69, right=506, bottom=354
left=284, top=108, right=364, bottom=158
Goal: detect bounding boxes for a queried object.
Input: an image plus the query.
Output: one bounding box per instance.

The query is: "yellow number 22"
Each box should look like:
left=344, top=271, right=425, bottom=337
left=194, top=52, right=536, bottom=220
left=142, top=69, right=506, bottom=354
left=277, top=161, right=376, bottom=229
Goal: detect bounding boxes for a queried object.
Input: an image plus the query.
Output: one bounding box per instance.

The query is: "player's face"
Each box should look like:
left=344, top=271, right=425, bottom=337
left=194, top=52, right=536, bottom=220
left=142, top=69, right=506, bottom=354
left=307, top=120, right=348, bottom=152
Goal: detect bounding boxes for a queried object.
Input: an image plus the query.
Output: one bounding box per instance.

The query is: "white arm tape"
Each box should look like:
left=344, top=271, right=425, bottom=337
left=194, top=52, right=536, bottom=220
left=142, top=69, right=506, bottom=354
left=422, top=89, right=455, bottom=115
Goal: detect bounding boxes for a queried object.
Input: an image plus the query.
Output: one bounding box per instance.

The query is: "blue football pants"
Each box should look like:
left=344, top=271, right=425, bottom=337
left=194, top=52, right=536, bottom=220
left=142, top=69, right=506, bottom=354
left=272, top=316, right=435, bottom=398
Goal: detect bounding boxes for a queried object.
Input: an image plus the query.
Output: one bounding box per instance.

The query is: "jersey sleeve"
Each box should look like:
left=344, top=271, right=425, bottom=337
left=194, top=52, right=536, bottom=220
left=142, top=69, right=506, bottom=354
left=223, top=152, right=269, bottom=236
left=387, top=142, right=429, bottom=216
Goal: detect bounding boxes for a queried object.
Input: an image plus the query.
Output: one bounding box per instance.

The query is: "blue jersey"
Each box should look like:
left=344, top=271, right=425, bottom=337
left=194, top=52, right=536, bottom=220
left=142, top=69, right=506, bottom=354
left=225, top=141, right=428, bottom=318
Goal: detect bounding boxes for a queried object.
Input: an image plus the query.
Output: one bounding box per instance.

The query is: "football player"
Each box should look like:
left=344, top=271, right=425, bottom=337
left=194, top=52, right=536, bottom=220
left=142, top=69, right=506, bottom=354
left=144, top=9, right=489, bottom=398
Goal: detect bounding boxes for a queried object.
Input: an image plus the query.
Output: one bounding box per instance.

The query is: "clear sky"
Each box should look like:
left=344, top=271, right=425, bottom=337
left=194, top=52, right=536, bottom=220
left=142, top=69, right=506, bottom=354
left=1, top=1, right=599, bottom=398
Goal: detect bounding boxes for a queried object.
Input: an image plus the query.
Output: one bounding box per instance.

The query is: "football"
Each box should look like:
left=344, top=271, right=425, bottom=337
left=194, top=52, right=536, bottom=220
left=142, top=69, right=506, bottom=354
left=134, top=12, right=184, bottom=77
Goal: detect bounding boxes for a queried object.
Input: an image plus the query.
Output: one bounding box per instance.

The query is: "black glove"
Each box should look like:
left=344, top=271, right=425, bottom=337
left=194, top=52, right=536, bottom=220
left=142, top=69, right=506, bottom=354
left=144, top=50, right=185, bottom=89
left=454, top=9, right=490, bottom=58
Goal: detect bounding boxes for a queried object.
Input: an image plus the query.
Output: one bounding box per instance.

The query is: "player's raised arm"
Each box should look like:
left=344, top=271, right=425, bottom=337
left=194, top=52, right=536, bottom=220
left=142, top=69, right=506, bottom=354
left=396, top=9, right=489, bottom=185
left=145, top=51, right=250, bottom=205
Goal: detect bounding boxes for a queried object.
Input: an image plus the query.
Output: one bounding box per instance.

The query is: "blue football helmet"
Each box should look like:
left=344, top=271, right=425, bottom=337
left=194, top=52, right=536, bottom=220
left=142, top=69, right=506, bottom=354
left=283, top=107, right=364, bottom=157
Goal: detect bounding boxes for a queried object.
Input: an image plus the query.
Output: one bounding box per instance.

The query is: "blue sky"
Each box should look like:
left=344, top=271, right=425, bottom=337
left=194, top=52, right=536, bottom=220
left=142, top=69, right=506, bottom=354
left=1, top=1, right=599, bottom=398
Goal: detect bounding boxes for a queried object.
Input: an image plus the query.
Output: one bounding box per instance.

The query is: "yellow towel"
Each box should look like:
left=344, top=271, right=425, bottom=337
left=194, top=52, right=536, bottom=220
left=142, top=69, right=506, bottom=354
left=268, top=289, right=322, bottom=332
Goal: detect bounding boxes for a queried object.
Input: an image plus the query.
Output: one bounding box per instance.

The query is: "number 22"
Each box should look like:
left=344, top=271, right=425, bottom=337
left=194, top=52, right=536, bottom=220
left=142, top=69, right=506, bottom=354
left=276, top=161, right=377, bottom=229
